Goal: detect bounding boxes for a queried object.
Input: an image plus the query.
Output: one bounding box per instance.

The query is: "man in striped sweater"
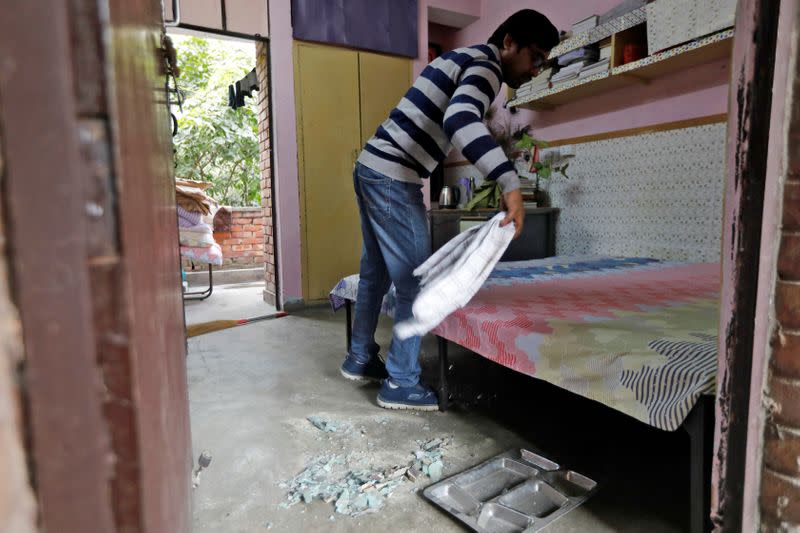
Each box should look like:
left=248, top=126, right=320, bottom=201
left=341, top=10, right=559, bottom=410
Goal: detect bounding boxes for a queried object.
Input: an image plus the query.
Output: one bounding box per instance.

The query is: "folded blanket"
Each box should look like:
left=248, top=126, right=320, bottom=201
left=394, top=212, right=515, bottom=340
left=179, top=228, right=216, bottom=247
left=180, top=222, right=213, bottom=234
left=180, top=243, right=223, bottom=266
left=177, top=205, right=203, bottom=227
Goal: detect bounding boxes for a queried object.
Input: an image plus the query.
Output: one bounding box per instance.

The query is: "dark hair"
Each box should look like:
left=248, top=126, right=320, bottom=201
left=488, top=9, right=559, bottom=52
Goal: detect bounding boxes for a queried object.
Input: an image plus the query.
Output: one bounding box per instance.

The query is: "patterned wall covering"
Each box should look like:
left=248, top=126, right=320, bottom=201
left=548, top=122, right=726, bottom=262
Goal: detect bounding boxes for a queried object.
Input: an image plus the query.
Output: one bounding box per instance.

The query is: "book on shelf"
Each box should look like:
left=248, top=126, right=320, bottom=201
left=515, top=68, right=552, bottom=96
left=551, top=72, right=579, bottom=84
left=557, top=47, right=599, bottom=67
left=578, top=58, right=610, bottom=78
left=552, top=63, right=586, bottom=80
left=600, top=44, right=612, bottom=61
left=517, top=83, right=550, bottom=96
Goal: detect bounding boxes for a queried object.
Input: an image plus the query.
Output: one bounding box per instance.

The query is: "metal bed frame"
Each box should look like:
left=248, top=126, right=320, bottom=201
left=182, top=264, right=213, bottom=301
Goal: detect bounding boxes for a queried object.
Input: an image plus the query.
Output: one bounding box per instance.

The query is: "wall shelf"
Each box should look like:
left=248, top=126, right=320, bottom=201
left=508, top=29, right=733, bottom=111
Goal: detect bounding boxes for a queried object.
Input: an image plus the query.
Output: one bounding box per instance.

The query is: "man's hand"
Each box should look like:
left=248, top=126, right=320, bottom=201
left=500, top=189, right=524, bottom=239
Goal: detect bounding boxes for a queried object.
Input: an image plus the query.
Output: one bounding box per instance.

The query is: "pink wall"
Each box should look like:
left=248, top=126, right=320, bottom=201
left=450, top=0, right=730, bottom=142
left=429, top=0, right=481, bottom=17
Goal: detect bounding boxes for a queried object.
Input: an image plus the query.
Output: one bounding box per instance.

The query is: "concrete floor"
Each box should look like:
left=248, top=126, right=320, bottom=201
left=184, top=282, right=275, bottom=325
left=188, top=295, right=690, bottom=532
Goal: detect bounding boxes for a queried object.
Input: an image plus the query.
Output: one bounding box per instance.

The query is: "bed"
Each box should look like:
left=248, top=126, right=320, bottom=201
left=331, top=255, right=720, bottom=531
left=331, top=255, right=719, bottom=430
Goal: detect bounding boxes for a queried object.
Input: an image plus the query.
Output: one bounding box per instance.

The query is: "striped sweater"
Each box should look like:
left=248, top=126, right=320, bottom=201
left=357, top=44, right=520, bottom=193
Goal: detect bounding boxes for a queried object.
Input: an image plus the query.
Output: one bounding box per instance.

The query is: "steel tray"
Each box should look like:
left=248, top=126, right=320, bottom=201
left=423, top=449, right=597, bottom=532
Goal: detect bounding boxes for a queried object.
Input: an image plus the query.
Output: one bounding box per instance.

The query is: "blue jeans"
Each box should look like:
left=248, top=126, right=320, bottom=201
left=350, top=163, right=430, bottom=387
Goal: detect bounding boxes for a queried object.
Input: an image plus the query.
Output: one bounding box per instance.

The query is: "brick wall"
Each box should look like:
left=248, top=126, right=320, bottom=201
left=760, top=37, right=800, bottom=528
left=256, top=40, right=277, bottom=306
left=181, top=207, right=266, bottom=270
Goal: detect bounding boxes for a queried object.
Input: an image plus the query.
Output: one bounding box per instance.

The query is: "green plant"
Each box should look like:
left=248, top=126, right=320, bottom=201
left=172, top=36, right=261, bottom=207
left=515, top=133, right=570, bottom=181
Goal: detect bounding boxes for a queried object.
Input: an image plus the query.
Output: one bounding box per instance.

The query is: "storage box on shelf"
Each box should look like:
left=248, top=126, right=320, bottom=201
left=548, top=4, right=647, bottom=58
left=646, top=0, right=736, bottom=54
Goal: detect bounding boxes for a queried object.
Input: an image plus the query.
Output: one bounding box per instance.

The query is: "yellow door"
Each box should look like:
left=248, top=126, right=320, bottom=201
left=294, top=43, right=363, bottom=301
left=358, top=52, right=412, bottom=146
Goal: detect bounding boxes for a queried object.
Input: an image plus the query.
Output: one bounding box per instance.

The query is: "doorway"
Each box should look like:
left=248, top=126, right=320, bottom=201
left=167, top=31, right=280, bottom=330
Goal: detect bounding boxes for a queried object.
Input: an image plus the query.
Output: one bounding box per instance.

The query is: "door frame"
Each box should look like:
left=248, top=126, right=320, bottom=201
left=0, top=3, right=118, bottom=530
left=713, top=0, right=783, bottom=529
left=165, top=27, right=281, bottom=307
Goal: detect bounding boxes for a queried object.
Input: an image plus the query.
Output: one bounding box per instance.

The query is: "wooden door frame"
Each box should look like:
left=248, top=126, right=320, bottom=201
left=0, top=2, right=118, bottom=531
left=713, top=0, right=782, bottom=530
left=2, top=0, right=197, bottom=531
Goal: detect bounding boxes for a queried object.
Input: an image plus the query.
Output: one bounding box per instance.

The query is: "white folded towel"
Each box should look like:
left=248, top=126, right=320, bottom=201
left=394, top=212, right=515, bottom=340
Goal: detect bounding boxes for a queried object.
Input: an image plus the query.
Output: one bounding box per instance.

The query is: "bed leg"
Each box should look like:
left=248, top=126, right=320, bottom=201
left=684, top=396, right=714, bottom=533
left=345, top=300, right=353, bottom=355
left=437, top=335, right=448, bottom=412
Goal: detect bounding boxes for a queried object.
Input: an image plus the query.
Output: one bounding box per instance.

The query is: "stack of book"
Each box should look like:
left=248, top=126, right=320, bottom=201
left=518, top=178, right=538, bottom=208
left=514, top=68, right=552, bottom=98
left=557, top=46, right=599, bottom=67
left=579, top=57, right=610, bottom=78
left=571, top=15, right=598, bottom=36
left=551, top=62, right=588, bottom=85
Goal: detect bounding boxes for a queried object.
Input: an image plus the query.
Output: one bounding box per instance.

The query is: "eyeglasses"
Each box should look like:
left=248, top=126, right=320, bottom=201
left=529, top=45, right=550, bottom=69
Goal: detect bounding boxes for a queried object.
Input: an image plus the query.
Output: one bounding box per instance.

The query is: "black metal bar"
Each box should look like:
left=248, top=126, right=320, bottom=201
left=164, top=0, right=180, bottom=26
left=684, top=395, right=714, bottom=533
left=220, top=0, right=227, bottom=30
left=438, top=335, right=449, bottom=412
left=183, top=264, right=213, bottom=301
left=345, top=299, right=353, bottom=354
left=485, top=355, right=496, bottom=410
